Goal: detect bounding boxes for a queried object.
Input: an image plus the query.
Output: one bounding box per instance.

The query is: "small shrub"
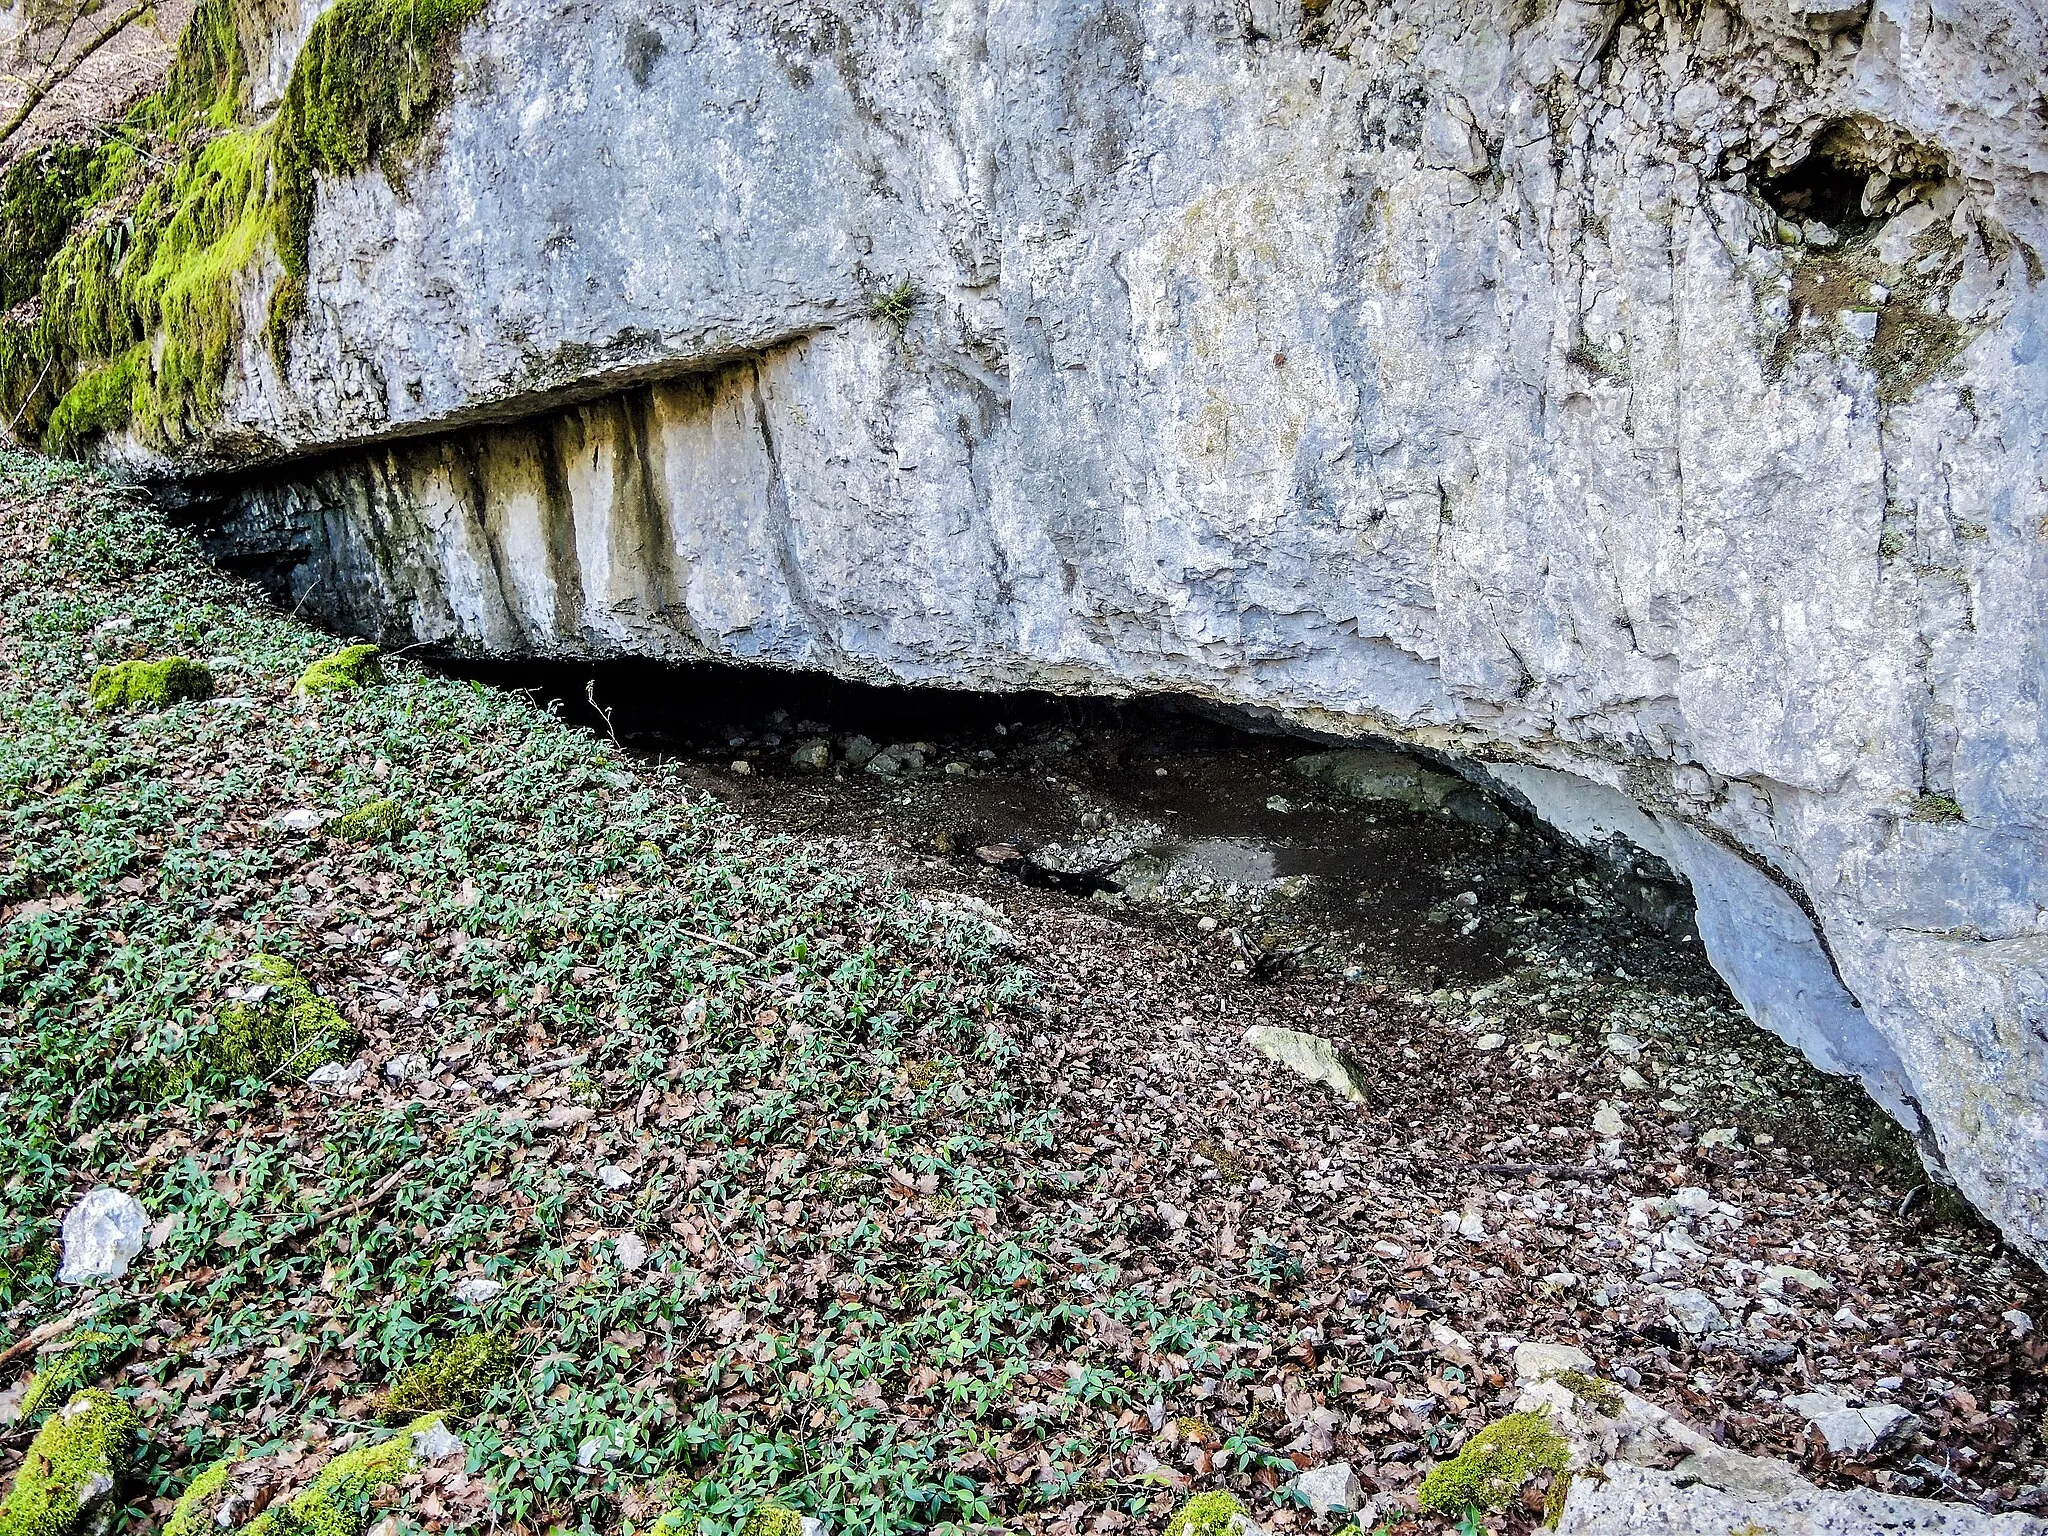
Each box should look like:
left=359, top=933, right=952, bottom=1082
left=1416, top=1409, right=1569, bottom=1518
left=865, top=278, right=920, bottom=335
left=86, top=656, right=213, bottom=712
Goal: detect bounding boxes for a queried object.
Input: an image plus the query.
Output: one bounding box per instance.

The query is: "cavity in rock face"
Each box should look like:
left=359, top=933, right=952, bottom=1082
left=29, top=0, right=2041, bottom=1257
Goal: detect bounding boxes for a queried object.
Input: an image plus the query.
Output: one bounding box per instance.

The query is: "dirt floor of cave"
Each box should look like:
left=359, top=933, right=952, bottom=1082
left=551, top=679, right=2048, bottom=1518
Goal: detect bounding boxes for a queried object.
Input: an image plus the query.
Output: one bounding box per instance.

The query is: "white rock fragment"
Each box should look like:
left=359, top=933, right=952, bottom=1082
left=308, top=1059, right=366, bottom=1090
left=414, top=1421, right=466, bottom=1461
left=452, top=1276, right=504, bottom=1305
left=2004, top=1308, right=2034, bottom=1338
left=1663, top=1288, right=1728, bottom=1335
left=272, top=808, right=328, bottom=834
left=1514, top=1340, right=1596, bottom=1382
left=1783, top=1391, right=1920, bottom=1456
left=58, top=1187, right=149, bottom=1285
left=1474, top=1033, right=1507, bottom=1052
left=1592, top=1103, right=1626, bottom=1138
left=1287, top=1461, right=1364, bottom=1516
left=1243, top=1026, right=1370, bottom=1104
left=597, top=1164, right=634, bottom=1191
left=384, top=1053, right=430, bottom=1082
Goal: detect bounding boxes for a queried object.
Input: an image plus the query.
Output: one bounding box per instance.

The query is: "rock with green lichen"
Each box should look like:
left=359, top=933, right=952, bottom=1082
left=377, top=1332, right=512, bottom=1419
left=239, top=1415, right=440, bottom=1536
left=1416, top=1409, right=1570, bottom=1517
left=0, top=1389, right=136, bottom=1536
left=1162, top=1491, right=1252, bottom=1536
left=329, top=797, right=408, bottom=843
left=204, top=954, right=356, bottom=1083
left=293, top=644, right=384, bottom=696
left=16, top=1335, right=116, bottom=1425
left=161, top=1460, right=232, bottom=1536
left=737, top=1503, right=803, bottom=1536
left=86, top=657, right=212, bottom=713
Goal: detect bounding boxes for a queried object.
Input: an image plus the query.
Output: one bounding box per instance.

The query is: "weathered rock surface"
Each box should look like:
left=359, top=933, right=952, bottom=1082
left=94, top=0, right=2048, bottom=1254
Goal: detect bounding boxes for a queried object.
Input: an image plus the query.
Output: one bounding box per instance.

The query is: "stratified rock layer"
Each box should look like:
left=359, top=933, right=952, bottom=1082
left=159, top=1, right=2046, bottom=1253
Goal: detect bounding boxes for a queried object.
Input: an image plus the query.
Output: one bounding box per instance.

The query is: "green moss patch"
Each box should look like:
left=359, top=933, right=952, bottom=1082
left=86, top=656, right=213, bottom=712
left=1163, top=1492, right=1247, bottom=1536
left=329, top=796, right=408, bottom=843
left=0, top=1389, right=136, bottom=1536
left=294, top=643, right=384, bottom=696
left=16, top=1333, right=117, bottom=1424
left=162, top=1460, right=233, bottom=1536
left=208, top=953, right=357, bottom=1081
left=1417, top=1409, right=1570, bottom=1518
left=737, top=1504, right=803, bottom=1536
left=0, top=0, right=485, bottom=455
left=378, top=1332, right=512, bottom=1419
left=241, top=1416, right=437, bottom=1536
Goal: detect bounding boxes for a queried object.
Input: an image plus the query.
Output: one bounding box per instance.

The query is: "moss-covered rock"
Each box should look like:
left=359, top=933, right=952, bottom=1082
left=0, top=1389, right=136, bottom=1536
left=1416, top=1409, right=1570, bottom=1517
left=16, top=1334, right=117, bottom=1424
left=86, top=656, right=213, bottom=712
left=240, top=1416, right=439, bottom=1536
left=737, top=1503, right=803, bottom=1536
left=1162, top=1491, right=1248, bottom=1536
left=161, top=1460, right=232, bottom=1536
left=329, top=797, right=408, bottom=843
left=378, top=1332, right=512, bottom=1419
left=293, top=644, right=383, bottom=696
left=208, top=953, right=356, bottom=1081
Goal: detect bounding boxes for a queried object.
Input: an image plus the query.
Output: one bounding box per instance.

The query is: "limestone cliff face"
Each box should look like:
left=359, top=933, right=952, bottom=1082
left=126, top=0, right=2048, bottom=1254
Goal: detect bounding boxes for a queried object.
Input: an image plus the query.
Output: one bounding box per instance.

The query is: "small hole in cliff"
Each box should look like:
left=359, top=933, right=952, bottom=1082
left=1759, top=118, right=1952, bottom=235
left=1761, top=144, right=1875, bottom=232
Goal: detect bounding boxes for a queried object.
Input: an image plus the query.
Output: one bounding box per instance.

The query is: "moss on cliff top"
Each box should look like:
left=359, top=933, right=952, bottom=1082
left=0, top=0, right=485, bottom=457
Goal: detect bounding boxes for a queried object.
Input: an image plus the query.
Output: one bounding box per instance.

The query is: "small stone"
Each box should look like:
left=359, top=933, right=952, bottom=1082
left=841, top=735, right=880, bottom=768
left=1266, top=796, right=1294, bottom=813
left=272, top=808, right=328, bottom=834
left=1474, top=1033, right=1507, bottom=1052
left=1839, top=308, right=1880, bottom=343
left=1592, top=1103, right=1626, bottom=1137
left=307, top=1059, right=366, bottom=1090
left=1674, top=1187, right=1714, bottom=1215
left=945, top=760, right=972, bottom=777
left=59, top=1187, right=149, bottom=1285
left=615, top=1232, right=648, bottom=1271
left=1605, top=1033, right=1644, bottom=1060
left=597, top=1164, right=634, bottom=1191
left=1664, top=1288, right=1728, bottom=1335
left=384, top=1053, right=430, bottom=1082
left=1244, top=1026, right=1370, bottom=1104
left=790, top=740, right=831, bottom=769
left=1784, top=1391, right=1920, bottom=1456
left=1513, top=1340, right=1595, bottom=1382
left=1698, top=1126, right=1739, bottom=1148
left=414, top=1421, right=466, bottom=1461
left=2004, top=1309, right=2034, bottom=1338
left=730, top=760, right=752, bottom=776
left=1429, top=1322, right=1476, bottom=1360
left=1287, top=1461, right=1364, bottom=1516
left=452, top=1276, right=504, bottom=1305
left=1617, top=1065, right=1651, bottom=1091
left=1371, top=1239, right=1407, bottom=1260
